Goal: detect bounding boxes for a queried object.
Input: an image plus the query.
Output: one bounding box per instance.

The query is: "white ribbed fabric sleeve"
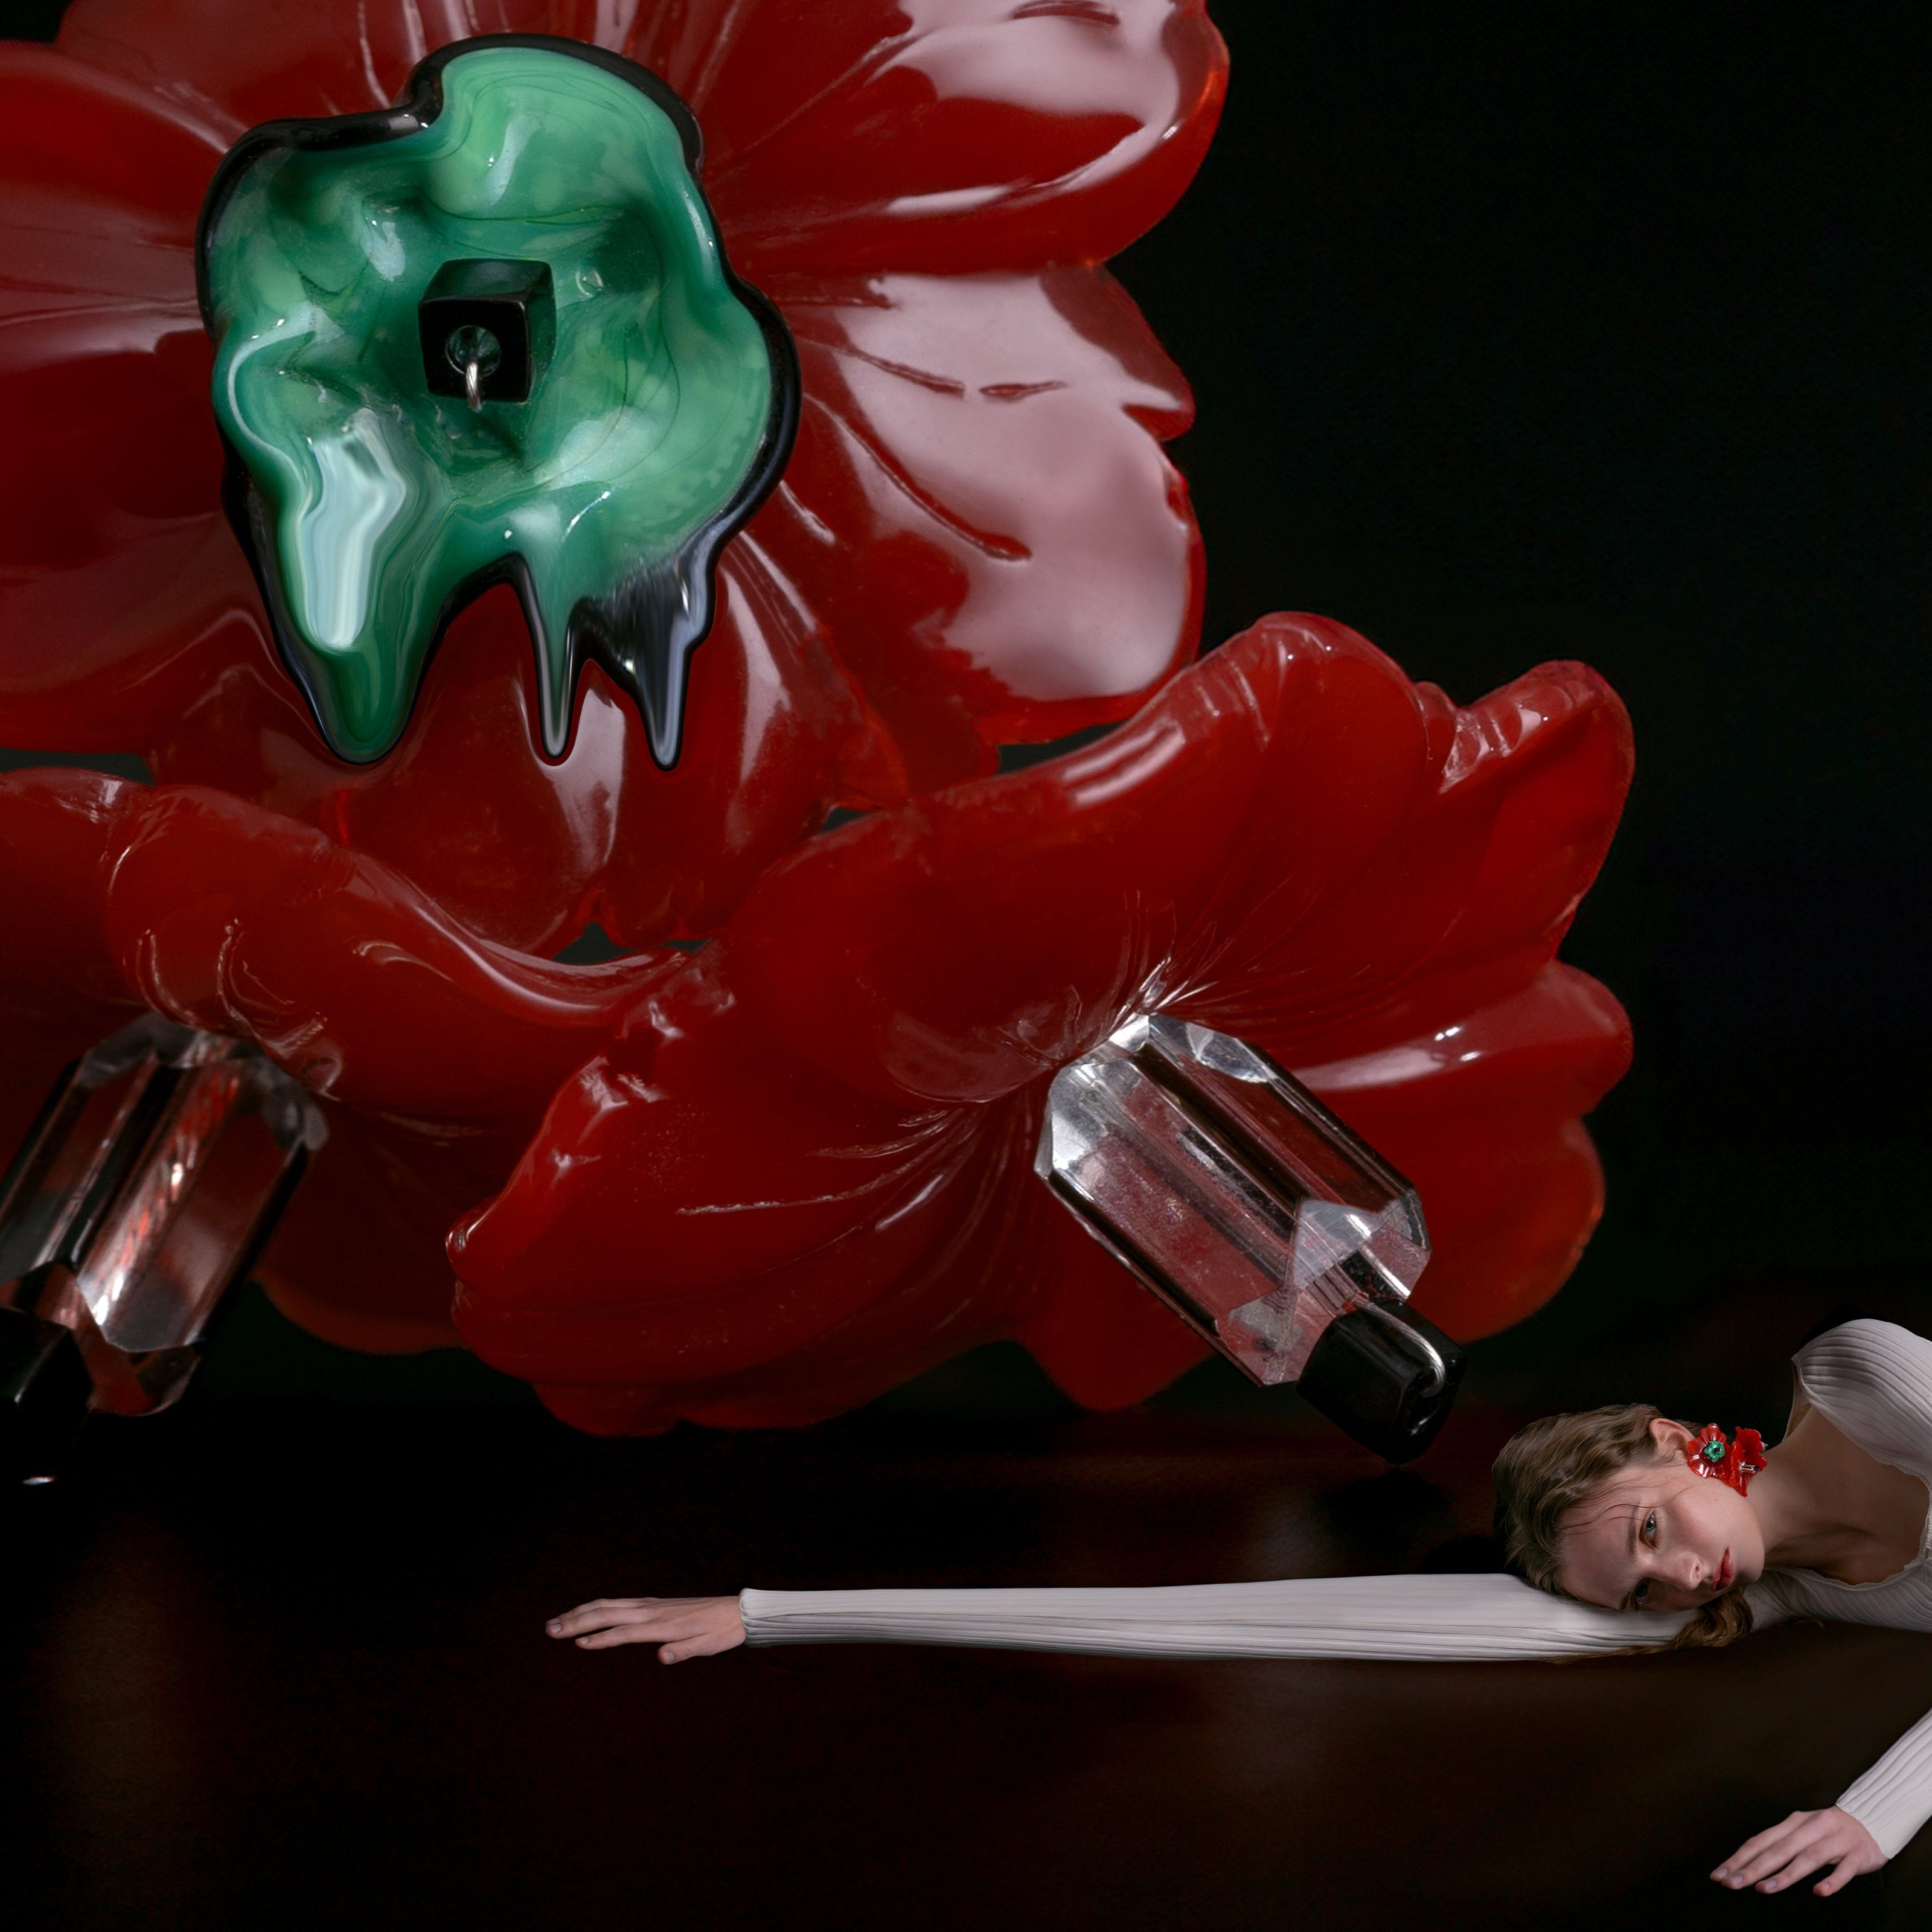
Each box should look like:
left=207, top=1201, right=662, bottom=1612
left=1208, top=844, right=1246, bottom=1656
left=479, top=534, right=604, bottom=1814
left=1791, top=1320, right=1932, bottom=1859
left=740, top=1572, right=1690, bottom=1659
left=1837, top=1705, right=1932, bottom=1860
left=1794, top=1320, right=1932, bottom=1476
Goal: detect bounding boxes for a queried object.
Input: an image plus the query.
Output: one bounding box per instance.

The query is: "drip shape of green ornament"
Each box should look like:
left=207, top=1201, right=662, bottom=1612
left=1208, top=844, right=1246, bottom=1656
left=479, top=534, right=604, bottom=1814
left=197, top=37, right=797, bottom=768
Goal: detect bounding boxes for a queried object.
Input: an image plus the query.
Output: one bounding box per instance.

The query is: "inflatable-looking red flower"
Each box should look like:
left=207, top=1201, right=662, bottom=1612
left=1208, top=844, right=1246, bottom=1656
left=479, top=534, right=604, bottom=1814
left=0, top=1, right=1632, bottom=1428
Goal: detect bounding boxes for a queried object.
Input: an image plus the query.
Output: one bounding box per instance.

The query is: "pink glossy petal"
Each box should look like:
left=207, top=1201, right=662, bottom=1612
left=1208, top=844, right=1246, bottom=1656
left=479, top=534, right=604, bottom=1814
left=756, top=267, right=1200, bottom=788
left=642, top=0, right=1227, bottom=277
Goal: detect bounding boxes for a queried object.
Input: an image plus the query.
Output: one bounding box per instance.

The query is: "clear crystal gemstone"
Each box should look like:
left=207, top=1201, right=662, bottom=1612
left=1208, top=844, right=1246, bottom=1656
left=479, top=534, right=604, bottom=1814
left=1036, top=1014, right=1430, bottom=1386
left=0, top=1016, right=325, bottom=1427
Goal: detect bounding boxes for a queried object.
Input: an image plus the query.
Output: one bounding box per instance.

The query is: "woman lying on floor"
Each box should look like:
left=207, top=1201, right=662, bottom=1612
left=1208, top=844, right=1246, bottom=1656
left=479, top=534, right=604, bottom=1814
left=548, top=1316, right=1932, bottom=1900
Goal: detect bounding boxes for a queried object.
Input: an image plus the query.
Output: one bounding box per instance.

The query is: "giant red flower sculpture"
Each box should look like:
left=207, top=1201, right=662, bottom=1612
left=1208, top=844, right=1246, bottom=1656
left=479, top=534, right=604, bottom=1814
left=0, top=1, right=1632, bottom=1430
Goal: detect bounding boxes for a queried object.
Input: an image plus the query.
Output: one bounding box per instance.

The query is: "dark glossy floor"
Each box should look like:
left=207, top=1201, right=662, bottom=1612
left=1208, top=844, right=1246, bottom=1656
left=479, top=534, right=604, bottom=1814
left=8, top=1278, right=1932, bottom=1930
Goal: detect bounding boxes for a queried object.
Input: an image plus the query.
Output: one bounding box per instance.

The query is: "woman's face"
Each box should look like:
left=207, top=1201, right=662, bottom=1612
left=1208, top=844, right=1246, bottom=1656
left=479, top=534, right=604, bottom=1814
left=1559, top=1421, right=1767, bottom=1613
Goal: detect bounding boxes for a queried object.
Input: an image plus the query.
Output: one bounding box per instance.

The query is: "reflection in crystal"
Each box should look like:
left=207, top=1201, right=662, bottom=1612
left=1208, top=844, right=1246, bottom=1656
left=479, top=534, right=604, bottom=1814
left=0, top=1017, right=324, bottom=1476
left=1038, top=1014, right=1430, bottom=1386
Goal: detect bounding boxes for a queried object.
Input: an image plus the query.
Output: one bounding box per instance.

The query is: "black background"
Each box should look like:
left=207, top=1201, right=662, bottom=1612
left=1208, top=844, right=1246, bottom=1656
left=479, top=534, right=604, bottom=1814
left=3, top=1, right=1926, bottom=1405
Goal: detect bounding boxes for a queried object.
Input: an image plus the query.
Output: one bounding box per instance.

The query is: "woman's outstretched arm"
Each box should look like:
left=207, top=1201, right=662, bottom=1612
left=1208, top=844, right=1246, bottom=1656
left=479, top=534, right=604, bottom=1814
left=546, top=1571, right=1700, bottom=1663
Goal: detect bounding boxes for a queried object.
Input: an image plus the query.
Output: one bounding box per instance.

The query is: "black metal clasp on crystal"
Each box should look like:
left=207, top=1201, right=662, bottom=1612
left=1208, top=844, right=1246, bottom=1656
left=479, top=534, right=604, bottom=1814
left=0, top=1016, right=324, bottom=1483
left=418, top=258, right=556, bottom=410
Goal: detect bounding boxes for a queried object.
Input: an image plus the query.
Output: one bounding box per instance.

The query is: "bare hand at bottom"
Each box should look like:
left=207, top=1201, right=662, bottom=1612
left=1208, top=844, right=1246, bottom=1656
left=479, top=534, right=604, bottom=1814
left=1712, top=1808, right=1885, bottom=1896
left=547, top=1596, right=746, bottom=1664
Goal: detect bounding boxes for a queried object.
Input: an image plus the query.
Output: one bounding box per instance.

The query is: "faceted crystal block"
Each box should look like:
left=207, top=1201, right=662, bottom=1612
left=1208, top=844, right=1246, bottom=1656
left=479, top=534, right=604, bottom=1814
left=0, top=1016, right=324, bottom=1443
left=1036, top=1014, right=1431, bottom=1388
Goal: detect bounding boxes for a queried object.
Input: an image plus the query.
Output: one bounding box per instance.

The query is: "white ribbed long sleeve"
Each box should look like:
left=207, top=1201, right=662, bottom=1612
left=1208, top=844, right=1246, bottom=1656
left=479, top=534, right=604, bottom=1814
left=1838, top=1706, right=1932, bottom=1858
left=741, top=1570, right=1689, bottom=1659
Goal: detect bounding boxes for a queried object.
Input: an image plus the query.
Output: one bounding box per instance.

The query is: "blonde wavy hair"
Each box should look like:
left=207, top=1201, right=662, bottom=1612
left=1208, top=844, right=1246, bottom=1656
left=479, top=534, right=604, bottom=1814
left=1492, top=1403, right=1756, bottom=1651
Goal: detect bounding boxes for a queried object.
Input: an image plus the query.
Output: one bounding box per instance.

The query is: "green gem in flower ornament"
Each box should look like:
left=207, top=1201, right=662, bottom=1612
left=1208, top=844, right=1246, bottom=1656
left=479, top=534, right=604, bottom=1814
left=197, top=36, right=798, bottom=769
left=1703, top=1438, right=1727, bottom=1462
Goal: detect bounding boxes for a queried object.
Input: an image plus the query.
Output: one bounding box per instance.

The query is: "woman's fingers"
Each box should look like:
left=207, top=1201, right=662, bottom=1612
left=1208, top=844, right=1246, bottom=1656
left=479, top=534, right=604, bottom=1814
left=546, top=1596, right=668, bottom=1637
left=545, top=1595, right=746, bottom=1662
left=658, top=1620, right=746, bottom=1665
left=1713, top=1811, right=1822, bottom=1888
left=1712, top=1808, right=1884, bottom=1895
left=1813, top=1850, right=1864, bottom=1898
left=572, top=1623, right=696, bottom=1654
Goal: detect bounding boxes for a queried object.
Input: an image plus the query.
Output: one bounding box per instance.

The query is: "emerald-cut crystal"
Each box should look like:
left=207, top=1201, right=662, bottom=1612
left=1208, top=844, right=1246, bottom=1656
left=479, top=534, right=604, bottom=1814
left=1036, top=1012, right=1466, bottom=1462
left=199, top=38, right=795, bottom=767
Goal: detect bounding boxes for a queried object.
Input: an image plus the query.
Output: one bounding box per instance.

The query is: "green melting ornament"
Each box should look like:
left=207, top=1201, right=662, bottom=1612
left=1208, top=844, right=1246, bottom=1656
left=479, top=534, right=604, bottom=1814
left=197, top=37, right=798, bottom=768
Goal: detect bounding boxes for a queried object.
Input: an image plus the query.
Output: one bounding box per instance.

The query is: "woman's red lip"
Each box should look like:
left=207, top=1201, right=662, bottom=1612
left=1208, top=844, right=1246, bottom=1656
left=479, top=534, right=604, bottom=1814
left=1716, top=1550, right=1735, bottom=1590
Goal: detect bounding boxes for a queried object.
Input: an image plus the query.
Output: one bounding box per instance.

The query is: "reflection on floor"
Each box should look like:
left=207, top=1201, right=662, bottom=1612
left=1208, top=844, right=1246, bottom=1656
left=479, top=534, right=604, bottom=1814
left=7, top=1278, right=1932, bottom=1930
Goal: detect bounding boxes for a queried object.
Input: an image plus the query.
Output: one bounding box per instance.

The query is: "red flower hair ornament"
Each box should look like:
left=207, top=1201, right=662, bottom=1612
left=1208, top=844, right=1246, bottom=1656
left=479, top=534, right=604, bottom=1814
left=0, top=0, right=1634, bottom=1432
left=1686, top=1427, right=1770, bottom=1495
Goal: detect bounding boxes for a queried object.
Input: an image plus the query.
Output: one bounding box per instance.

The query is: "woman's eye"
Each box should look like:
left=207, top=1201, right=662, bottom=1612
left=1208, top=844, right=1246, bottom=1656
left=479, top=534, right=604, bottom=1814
left=1643, top=1510, right=1657, bottom=1543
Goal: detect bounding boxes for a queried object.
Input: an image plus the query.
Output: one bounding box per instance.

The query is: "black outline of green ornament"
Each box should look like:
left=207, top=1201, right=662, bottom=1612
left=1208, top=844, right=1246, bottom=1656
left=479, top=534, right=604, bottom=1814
left=196, top=34, right=801, bottom=772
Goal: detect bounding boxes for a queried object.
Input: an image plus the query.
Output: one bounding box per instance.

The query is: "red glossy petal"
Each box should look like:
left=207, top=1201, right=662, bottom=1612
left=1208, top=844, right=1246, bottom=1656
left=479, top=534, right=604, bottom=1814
left=456, top=1012, right=1207, bottom=1422
left=255, top=1108, right=502, bottom=1353
left=138, top=558, right=886, bottom=952
left=592, top=548, right=899, bottom=940
left=721, top=615, right=1426, bottom=1101
left=0, top=991, right=148, bottom=1204
left=724, top=614, right=1633, bottom=1105
left=671, top=0, right=1227, bottom=277
left=57, top=0, right=551, bottom=130
left=1214, top=664, right=1638, bottom=1064
left=0, top=51, right=231, bottom=746
left=455, top=951, right=966, bottom=1299
left=758, top=266, right=1200, bottom=788
left=60, top=0, right=1224, bottom=280
left=566, top=1090, right=1201, bottom=1429
left=0, top=44, right=227, bottom=212
left=0, top=768, right=146, bottom=1005
left=457, top=1040, right=1134, bottom=1425
left=1297, top=964, right=1631, bottom=1340
left=457, top=619, right=1634, bottom=1409
left=1003, top=1157, right=1212, bottom=1407
left=451, top=950, right=1013, bottom=1388
left=0, top=767, right=659, bottom=1120
left=0, top=517, right=274, bottom=756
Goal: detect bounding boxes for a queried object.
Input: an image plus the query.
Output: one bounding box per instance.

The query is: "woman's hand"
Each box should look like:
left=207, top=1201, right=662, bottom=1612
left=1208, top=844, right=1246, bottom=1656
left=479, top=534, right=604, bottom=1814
left=1712, top=1808, right=1886, bottom=1896
left=546, top=1596, right=746, bottom=1664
